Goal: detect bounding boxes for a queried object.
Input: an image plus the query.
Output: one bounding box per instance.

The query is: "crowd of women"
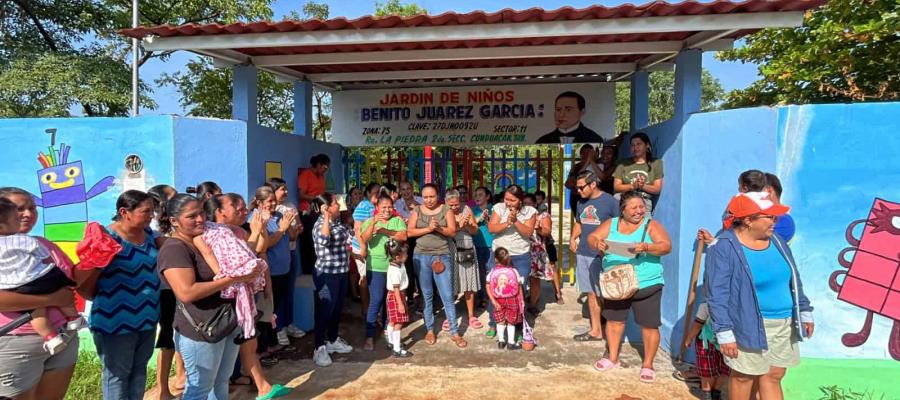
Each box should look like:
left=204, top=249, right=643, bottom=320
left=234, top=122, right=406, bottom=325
left=0, top=132, right=814, bottom=400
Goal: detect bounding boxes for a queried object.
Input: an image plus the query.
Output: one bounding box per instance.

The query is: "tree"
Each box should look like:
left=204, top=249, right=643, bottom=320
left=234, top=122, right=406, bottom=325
left=0, top=0, right=272, bottom=117
left=614, top=69, right=726, bottom=133
left=162, top=0, right=425, bottom=139
left=374, top=0, right=427, bottom=17
left=718, top=0, right=899, bottom=107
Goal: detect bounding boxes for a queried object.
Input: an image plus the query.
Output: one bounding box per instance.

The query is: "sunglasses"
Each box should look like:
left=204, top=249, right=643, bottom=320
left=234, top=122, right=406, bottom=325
left=576, top=183, right=592, bottom=191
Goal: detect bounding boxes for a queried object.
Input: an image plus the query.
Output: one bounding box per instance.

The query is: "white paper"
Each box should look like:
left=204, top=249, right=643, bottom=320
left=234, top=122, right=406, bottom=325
left=604, top=240, right=640, bottom=258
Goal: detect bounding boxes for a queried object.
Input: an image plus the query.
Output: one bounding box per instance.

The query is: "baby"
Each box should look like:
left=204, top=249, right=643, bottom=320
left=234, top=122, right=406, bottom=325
left=0, top=198, right=84, bottom=354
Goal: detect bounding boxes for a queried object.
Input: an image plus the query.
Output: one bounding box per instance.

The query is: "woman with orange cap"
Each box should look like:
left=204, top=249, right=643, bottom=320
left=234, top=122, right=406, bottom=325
left=703, top=192, right=814, bottom=400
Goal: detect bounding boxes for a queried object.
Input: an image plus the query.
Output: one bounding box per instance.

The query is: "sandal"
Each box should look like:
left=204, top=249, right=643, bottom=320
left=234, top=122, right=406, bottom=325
left=556, top=292, right=565, bottom=305
left=468, top=317, right=483, bottom=329
left=485, top=328, right=496, bottom=338
left=256, top=384, right=291, bottom=400
left=593, top=358, right=620, bottom=372
left=425, top=331, right=437, bottom=345
left=442, top=320, right=450, bottom=331
left=260, top=356, right=278, bottom=367
left=639, top=367, right=656, bottom=383
left=449, top=334, right=467, bottom=348
left=573, top=332, right=604, bottom=342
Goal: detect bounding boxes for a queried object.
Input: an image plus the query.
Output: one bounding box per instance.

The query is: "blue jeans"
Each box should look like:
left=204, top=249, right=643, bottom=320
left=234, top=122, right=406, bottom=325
left=315, top=270, right=348, bottom=347
left=414, top=253, right=458, bottom=334
left=92, top=329, right=156, bottom=400
left=486, top=252, right=531, bottom=328
left=176, top=328, right=241, bottom=400
left=365, top=270, right=388, bottom=338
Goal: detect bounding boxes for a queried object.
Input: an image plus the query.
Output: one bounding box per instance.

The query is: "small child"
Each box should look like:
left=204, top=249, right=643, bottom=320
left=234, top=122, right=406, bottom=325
left=193, top=221, right=268, bottom=338
left=385, top=238, right=412, bottom=358
left=486, top=247, right=524, bottom=350
left=0, top=198, right=84, bottom=354
left=683, top=301, right=730, bottom=400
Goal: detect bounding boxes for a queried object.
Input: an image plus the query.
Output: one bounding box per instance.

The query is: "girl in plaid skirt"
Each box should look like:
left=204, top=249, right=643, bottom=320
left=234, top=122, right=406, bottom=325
left=385, top=239, right=412, bottom=358
left=683, top=302, right=729, bottom=400
left=486, top=247, right=525, bottom=350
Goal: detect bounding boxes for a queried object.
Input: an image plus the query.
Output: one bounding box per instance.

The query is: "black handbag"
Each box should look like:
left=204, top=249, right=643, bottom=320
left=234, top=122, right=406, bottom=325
left=177, top=302, right=237, bottom=343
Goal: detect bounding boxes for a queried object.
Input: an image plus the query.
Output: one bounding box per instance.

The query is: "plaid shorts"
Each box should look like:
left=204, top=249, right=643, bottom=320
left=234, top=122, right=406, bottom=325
left=695, top=338, right=731, bottom=378
left=493, top=296, right=523, bottom=325
left=386, top=292, right=409, bottom=325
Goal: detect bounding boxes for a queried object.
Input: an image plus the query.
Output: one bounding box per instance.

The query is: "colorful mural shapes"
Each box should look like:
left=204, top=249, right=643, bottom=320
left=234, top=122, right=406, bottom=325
left=829, top=198, right=900, bottom=360
left=32, top=132, right=115, bottom=264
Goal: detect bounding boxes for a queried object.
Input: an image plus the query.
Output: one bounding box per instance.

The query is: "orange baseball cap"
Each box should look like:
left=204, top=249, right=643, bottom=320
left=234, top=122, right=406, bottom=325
left=723, top=191, right=790, bottom=228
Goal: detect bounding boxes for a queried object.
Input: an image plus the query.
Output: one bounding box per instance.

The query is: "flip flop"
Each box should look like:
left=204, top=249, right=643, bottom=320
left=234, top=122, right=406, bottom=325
left=425, top=331, right=437, bottom=345
left=256, top=384, right=291, bottom=400
left=640, top=367, right=656, bottom=383
left=468, top=317, right=483, bottom=329
left=593, top=358, right=620, bottom=372
left=450, top=334, right=467, bottom=348
left=442, top=320, right=450, bottom=331
left=573, top=332, right=603, bottom=342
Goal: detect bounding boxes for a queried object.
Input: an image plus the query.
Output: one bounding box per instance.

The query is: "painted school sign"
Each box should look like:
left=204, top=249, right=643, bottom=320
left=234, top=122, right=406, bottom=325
left=332, top=82, right=616, bottom=147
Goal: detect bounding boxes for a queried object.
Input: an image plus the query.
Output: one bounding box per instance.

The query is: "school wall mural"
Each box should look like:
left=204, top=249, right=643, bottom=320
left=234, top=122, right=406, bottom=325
left=774, top=103, right=900, bottom=362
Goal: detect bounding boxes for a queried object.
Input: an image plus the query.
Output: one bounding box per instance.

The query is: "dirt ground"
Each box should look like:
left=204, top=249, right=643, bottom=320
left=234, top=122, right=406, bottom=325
left=145, top=279, right=704, bottom=400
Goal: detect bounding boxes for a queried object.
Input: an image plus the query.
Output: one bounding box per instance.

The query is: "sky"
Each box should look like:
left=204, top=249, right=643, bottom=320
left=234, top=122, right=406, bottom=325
left=139, top=0, right=761, bottom=115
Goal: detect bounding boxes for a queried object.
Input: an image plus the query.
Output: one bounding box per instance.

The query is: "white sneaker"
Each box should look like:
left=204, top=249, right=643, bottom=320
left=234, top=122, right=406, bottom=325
left=65, top=316, right=87, bottom=331
left=326, top=337, right=353, bottom=354
left=314, top=345, right=332, bottom=367
left=276, top=330, right=290, bottom=346
left=285, top=325, right=306, bottom=338
left=43, top=334, right=68, bottom=355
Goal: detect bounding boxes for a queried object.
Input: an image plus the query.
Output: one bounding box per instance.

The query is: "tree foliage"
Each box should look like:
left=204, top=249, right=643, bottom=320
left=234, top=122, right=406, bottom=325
left=718, top=0, right=899, bottom=107
left=374, top=0, right=427, bottom=17
left=0, top=0, right=272, bottom=117
left=161, top=0, right=425, bottom=139
left=615, top=69, right=725, bottom=133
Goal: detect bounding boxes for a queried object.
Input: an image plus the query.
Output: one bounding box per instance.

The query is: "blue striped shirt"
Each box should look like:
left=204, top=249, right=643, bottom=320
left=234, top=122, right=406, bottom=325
left=89, top=228, right=160, bottom=335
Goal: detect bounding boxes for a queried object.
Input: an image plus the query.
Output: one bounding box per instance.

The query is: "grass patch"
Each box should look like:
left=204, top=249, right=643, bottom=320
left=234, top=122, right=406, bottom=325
left=819, top=385, right=887, bottom=400
left=65, top=351, right=160, bottom=400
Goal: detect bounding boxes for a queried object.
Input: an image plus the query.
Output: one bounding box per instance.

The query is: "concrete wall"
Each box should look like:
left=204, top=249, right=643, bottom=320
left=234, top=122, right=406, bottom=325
left=656, top=102, right=900, bottom=364
left=246, top=125, right=345, bottom=201
left=0, top=116, right=175, bottom=261
left=173, top=117, right=249, bottom=195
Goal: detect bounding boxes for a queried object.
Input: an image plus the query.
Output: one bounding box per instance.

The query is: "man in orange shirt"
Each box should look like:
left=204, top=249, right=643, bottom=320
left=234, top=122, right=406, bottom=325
left=297, top=154, right=330, bottom=213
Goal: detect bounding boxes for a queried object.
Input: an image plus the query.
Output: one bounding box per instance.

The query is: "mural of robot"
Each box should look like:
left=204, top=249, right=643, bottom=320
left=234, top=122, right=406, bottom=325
left=830, top=198, right=900, bottom=360
left=32, top=129, right=115, bottom=264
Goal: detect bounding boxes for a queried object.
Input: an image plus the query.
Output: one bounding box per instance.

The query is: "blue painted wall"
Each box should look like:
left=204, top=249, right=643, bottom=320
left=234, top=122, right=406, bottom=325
left=655, top=102, right=900, bottom=362
left=246, top=125, right=344, bottom=202
left=0, top=116, right=175, bottom=238
left=174, top=117, right=249, bottom=195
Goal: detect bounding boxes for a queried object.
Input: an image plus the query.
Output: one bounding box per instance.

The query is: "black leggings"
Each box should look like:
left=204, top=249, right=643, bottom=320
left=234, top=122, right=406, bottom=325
left=257, top=273, right=292, bottom=351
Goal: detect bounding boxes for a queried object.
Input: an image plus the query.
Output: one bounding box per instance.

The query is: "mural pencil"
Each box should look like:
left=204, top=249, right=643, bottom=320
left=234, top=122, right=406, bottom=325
left=37, top=154, right=50, bottom=168
left=46, top=146, right=56, bottom=166
left=61, top=144, right=70, bottom=164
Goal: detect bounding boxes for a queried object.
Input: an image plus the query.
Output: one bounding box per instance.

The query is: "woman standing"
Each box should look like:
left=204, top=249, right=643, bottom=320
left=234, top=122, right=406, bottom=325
left=0, top=187, right=80, bottom=400
left=470, top=187, right=493, bottom=311
left=704, top=192, right=814, bottom=400
left=613, top=132, right=663, bottom=212
left=446, top=190, right=482, bottom=329
left=360, top=195, right=407, bottom=350
left=408, top=184, right=466, bottom=348
left=248, top=187, right=299, bottom=357
left=589, top=191, right=672, bottom=383
left=193, top=182, right=222, bottom=202
left=524, top=193, right=562, bottom=308
left=311, top=193, right=354, bottom=366
left=266, top=178, right=305, bottom=342
left=157, top=194, right=258, bottom=400
left=206, top=194, right=290, bottom=400
left=78, top=190, right=160, bottom=400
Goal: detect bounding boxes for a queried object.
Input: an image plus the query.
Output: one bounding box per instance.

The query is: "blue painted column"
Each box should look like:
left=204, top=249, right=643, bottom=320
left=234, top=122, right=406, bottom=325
left=673, top=49, right=702, bottom=123
left=293, top=80, right=313, bottom=136
left=232, top=65, right=258, bottom=125
left=629, top=70, right=650, bottom=133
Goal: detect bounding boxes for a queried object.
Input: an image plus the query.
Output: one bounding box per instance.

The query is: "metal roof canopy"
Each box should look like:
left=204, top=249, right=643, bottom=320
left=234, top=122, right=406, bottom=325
left=120, top=0, right=823, bottom=90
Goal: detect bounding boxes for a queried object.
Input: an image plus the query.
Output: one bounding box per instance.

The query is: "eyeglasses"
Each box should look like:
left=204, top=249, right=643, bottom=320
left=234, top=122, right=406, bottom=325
left=576, top=183, right=592, bottom=191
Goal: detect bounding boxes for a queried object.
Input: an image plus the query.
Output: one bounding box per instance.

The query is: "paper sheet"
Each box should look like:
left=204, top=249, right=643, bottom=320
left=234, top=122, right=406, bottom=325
left=604, top=240, right=640, bottom=258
